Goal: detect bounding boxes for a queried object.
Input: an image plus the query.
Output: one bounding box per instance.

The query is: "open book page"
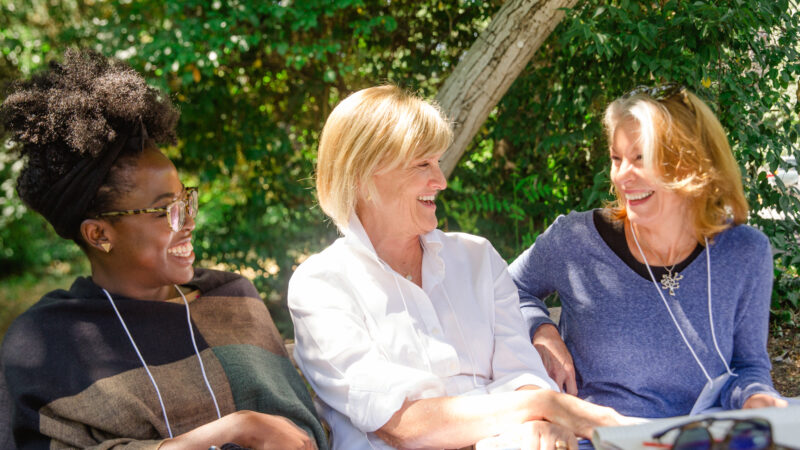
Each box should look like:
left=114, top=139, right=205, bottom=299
left=592, top=405, right=800, bottom=449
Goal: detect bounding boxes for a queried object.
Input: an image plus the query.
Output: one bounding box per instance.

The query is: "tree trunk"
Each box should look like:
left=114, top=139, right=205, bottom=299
left=435, top=0, right=579, bottom=178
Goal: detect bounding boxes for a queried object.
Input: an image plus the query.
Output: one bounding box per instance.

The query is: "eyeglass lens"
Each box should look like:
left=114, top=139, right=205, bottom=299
left=673, top=426, right=713, bottom=450
left=728, top=420, right=771, bottom=450
left=167, top=189, right=198, bottom=232
left=186, top=189, right=198, bottom=217
left=671, top=419, right=772, bottom=450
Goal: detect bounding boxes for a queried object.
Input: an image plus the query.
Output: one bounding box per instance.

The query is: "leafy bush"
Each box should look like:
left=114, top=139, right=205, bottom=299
left=1, top=0, right=798, bottom=333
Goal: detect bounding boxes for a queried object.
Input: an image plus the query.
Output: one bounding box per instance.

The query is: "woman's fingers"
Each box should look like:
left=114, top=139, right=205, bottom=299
left=521, top=420, right=578, bottom=450
left=533, top=324, right=578, bottom=395
left=742, top=393, right=789, bottom=409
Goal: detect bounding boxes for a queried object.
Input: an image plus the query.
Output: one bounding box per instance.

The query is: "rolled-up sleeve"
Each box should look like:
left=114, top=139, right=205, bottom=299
left=485, top=247, right=558, bottom=394
left=288, top=261, right=446, bottom=432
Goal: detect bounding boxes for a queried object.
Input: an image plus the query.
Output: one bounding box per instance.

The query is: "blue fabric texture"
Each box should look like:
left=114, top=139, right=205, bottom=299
left=508, top=209, right=779, bottom=418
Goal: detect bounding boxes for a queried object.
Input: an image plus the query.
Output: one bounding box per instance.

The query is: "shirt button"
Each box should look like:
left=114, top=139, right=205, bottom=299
left=432, top=327, right=441, bottom=335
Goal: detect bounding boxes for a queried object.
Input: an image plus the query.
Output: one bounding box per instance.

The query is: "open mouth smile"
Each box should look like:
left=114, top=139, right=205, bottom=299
left=627, top=191, right=654, bottom=201
left=167, top=241, right=193, bottom=257
left=417, top=194, right=436, bottom=207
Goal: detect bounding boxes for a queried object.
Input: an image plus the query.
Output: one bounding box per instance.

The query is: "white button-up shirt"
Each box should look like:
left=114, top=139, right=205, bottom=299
left=288, top=216, right=556, bottom=449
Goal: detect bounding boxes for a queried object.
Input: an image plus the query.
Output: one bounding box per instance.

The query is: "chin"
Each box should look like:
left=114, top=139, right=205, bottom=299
left=173, top=266, right=195, bottom=285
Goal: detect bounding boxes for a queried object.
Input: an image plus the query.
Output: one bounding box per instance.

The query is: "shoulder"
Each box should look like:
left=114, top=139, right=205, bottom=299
left=291, top=237, right=350, bottom=279
left=433, top=229, right=504, bottom=262
left=713, top=224, right=770, bottom=256
left=436, top=229, right=492, bottom=250
left=533, top=209, right=597, bottom=248
left=189, top=267, right=261, bottom=300
left=0, top=279, right=84, bottom=366
left=288, top=237, right=362, bottom=299
left=710, top=225, right=772, bottom=281
left=552, top=209, right=595, bottom=231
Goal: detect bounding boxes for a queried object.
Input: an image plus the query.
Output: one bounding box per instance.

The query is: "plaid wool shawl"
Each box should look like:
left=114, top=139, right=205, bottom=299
left=0, top=268, right=327, bottom=449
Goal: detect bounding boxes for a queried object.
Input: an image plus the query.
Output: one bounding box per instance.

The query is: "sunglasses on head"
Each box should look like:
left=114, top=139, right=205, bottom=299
left=97, top=187, right=199, bottom=232
left=647, top=417, right=775, bottom=450
left=623, top=83, right=695, bottom=114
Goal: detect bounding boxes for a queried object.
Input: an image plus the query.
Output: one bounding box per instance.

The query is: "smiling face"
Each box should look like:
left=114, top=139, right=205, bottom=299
left=358, top=152, right=447, bottom=240
left=610, top=122, right=688, bottom=229
left=96, top=147, right=196, bottom=298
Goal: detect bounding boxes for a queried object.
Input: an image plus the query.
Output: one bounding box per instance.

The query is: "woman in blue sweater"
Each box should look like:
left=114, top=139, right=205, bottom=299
left=509, top=84, right=787, bottom=418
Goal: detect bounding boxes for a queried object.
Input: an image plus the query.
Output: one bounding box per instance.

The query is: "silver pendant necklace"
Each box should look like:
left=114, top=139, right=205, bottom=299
left=630, top=223, right=684, bottom=296
left=660, top=265, right=684, bottom=296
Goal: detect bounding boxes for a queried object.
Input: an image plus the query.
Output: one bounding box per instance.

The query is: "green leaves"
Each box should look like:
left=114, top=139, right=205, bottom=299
left=1, top=0, right=798, bottom=332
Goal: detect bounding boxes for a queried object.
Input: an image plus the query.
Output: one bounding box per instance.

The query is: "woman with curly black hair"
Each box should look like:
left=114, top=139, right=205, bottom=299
left=0, top=50, right=326, bottom=450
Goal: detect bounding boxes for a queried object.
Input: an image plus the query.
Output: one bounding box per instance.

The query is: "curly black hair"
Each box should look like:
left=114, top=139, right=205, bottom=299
left=0, top=49, right=179, bottom=242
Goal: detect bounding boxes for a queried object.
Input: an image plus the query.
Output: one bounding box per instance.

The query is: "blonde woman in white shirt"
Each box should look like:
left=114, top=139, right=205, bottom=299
left=288, top=85, right=631, bottom=450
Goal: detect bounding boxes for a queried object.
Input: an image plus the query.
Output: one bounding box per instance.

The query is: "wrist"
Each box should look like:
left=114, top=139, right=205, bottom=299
left=523, top=388, right=554, bottom=422
left=533, top=323, right=559, bottom=342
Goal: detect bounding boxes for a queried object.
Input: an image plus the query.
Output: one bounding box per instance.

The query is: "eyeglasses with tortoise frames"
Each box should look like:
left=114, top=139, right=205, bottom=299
left=97, top=187, right=198, bottom=232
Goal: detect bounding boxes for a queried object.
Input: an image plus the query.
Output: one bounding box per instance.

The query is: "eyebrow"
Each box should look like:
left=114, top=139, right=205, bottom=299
left=148, top=186, right=185, bottom=207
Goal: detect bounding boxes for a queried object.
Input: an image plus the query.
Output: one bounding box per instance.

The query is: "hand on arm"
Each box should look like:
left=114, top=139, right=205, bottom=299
left=159, top=411, right=316, bottom=450
left=375, top=391, right=567, bottom=449
left=532, top=324, right=577, bottom=395
left=374, top=388, right=633, bottom=448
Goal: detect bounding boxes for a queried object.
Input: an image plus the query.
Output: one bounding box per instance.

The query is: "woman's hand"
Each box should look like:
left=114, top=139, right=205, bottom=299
left=532, top=324, right=577, bottom=395
left=519, top=421, right=578, bottom=450
left=535, top=390, right=640, bottom=439
left=160, top=410, right=316, bottom=450
left=743, top=393, right=788, bottom=409
left=485, top=420, right=578, bottom=450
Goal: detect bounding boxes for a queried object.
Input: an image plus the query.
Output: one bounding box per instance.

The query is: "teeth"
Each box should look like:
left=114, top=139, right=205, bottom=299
left=627, top=191, right=654, bottom=201
left=417, top=195, right=436, bottom=202
left=167, top=242, right=193, bottom=257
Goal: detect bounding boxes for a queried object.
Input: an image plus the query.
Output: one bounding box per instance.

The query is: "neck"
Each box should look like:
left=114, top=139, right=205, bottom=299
left=90, top=259, right=177, bottom=301
left=626, top=217, right=698, bottom=267
left=357, top=209, right=423, bottom=285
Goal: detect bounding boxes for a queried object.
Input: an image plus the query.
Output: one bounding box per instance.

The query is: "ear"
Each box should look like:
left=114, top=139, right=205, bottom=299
left=80, top=219, right=113, bottom=253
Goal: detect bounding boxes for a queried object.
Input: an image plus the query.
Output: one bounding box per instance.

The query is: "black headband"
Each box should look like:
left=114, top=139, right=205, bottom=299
left=37, top=119, right=148, bottom=242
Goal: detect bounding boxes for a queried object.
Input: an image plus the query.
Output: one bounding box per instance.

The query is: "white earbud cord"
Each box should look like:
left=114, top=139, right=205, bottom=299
left=103, top=285, right=222, bottom=439
left=630, top=226, right=734, bottom=382
left=177, top=285, right=223, bottom=417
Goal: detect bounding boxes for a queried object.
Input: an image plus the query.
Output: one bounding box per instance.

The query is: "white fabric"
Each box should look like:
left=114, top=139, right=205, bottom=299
left=289, top=214, right=557, bottom=450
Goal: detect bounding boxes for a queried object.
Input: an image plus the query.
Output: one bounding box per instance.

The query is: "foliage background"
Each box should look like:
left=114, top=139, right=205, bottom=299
left=1, top=0, right=798, bottom=337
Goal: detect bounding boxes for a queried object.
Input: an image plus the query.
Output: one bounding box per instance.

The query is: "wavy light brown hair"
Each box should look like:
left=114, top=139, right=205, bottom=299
left=603, top=87, right=748, bottom=243
left=315, top=85, right=452, bottom=231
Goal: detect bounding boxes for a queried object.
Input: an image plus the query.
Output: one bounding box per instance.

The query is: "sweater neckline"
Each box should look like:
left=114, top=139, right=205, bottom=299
left=589, top=209, right=706, bottom=282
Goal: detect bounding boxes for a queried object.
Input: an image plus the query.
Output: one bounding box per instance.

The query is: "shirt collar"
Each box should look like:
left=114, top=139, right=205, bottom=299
left=342, top=211, right=380, bottom=257
left=343, top=212, right=445, bottom=278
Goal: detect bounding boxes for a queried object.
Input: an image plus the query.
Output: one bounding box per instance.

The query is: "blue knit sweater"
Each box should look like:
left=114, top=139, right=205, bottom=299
left=508, top=210, right=779, bottom=418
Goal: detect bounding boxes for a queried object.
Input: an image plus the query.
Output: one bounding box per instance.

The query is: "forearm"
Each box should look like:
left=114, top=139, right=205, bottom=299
left=376, top=390, right=549, bottom=449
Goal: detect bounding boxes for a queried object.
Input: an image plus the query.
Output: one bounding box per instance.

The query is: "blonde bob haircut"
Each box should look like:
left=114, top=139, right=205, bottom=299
left=603, top=87, right=748, bottom=243
left=316, top=85, right=453, bottom=230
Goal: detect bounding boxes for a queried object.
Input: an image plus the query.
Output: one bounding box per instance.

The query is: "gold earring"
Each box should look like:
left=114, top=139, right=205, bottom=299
left=101, top=243, right=111, bottom=253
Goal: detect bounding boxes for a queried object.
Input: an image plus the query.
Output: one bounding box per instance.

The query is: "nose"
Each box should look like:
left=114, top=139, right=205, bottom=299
left=182, top=208, right=196, bottom=232
left=615, top=157, right=635, bottom=184
left=432, top=162, right=447, bottom=191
